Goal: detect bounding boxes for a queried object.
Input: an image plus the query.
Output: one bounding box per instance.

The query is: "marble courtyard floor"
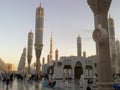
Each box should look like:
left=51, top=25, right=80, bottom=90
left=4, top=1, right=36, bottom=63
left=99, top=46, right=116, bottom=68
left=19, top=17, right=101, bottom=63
left=0, top=79, right=84, bottom=90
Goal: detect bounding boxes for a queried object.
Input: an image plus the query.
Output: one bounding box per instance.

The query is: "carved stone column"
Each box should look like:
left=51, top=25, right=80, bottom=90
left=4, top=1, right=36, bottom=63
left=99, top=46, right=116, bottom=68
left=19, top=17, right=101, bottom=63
left=87, top=0, right=114, bottom=90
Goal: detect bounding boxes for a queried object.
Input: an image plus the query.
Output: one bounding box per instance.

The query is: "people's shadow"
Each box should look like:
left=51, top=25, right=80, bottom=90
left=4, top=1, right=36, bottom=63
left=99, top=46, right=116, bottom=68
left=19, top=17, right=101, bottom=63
left=6, top=85, right=8, bottom=90
left=17, top=79, right=24, bottom=90
left=0, top=80, right=5, bottom=90
left=35, top=80, right=40, bottom=90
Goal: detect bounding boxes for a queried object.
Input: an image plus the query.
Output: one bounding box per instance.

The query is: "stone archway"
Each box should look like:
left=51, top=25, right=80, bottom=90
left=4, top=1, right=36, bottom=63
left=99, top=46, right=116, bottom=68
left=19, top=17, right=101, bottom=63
left=74, top=61, right=83, bottom=79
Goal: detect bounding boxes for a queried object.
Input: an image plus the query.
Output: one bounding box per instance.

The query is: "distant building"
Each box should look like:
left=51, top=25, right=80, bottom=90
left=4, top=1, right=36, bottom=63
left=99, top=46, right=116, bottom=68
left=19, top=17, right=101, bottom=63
left=0, top=58, right=5, bottom=72
left=5, top=63, right=14, bottom=72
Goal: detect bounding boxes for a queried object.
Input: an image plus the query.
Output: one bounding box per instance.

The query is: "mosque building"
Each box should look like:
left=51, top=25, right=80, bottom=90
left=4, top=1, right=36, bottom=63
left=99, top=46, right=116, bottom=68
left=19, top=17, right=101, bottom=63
left=42, top=35, right=96, bottom=84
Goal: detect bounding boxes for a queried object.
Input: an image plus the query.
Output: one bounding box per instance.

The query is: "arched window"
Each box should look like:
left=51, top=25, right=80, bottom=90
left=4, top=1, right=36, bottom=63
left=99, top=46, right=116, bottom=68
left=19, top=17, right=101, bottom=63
left=85, top=65, right=93, bottom=76
left=63, top=65, right=72, bottom=77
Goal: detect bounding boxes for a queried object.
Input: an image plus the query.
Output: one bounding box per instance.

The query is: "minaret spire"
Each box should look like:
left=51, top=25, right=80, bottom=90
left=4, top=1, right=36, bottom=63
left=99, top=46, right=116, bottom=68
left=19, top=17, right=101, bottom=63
left=77, top=35, right=81, bottom=57
left=27, top=30, right=33, bottom=73
left=35, top=2, right=44, bottom=74
left=40, top=2, right=41, bottom=7
left=50, top=33, right=53, bottom=60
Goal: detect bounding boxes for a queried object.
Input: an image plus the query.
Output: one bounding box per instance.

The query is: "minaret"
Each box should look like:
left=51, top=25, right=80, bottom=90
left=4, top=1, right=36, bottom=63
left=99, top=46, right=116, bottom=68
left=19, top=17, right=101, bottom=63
left=77, top=35, right=81, bottom=57
left=87, top=0, right=113, bottom=90
left=49, top=34, right=53, bottom=60
left=83, top=51, right=86, bottom=58
left=27, top=30, right=33, bottom=73
left=47, top=54, right=50, bottom=64
left=18, top=47, right=26, bottom=71
left=108, top=15, right=116, bottom=73
left=55, top=49, right=59, bottom=61
left=34, top=3, right=44, bottom=74
left=23, top=47, right=26, bottom=68
left=42, top=57, right=45, bottom=65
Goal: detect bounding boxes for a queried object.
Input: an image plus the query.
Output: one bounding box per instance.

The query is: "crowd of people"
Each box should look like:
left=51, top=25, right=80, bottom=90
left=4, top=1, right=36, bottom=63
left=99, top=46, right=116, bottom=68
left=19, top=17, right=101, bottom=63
left=0, top=71, right=99, bottom=90
left=41, top=73, right=56, bottom=88
left=0, top=72, right=14, bottom=89
left=0, top=72, right=57, bottom=89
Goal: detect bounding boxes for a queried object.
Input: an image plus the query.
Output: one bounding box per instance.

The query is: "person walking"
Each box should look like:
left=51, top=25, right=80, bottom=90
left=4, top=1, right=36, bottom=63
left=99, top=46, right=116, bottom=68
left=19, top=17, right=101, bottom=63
left=5, top=72, right=10, bottom=89
left=79, top=74, right=85, bottom=89
left=86, top=86, right=91, bottom=90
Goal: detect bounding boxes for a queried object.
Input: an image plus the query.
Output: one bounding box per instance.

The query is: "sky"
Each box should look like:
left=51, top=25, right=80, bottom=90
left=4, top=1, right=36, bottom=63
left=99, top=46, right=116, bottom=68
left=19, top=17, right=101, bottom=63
left=0, top=0, right=120, bottom=70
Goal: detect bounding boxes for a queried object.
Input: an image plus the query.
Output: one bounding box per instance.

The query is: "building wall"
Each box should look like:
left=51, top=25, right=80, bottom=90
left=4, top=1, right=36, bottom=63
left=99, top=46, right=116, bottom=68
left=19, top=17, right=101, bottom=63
left=5, top=63, right=14, bottom=72
left=0, top=58, right=5, bottom=72
left=54, top=62, right=63, bottom=79
left=42, top=55, right=96, bottom=87
left=42, top=56, right=95, bottom=86
left=53, top=56, right=95, bottom=80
